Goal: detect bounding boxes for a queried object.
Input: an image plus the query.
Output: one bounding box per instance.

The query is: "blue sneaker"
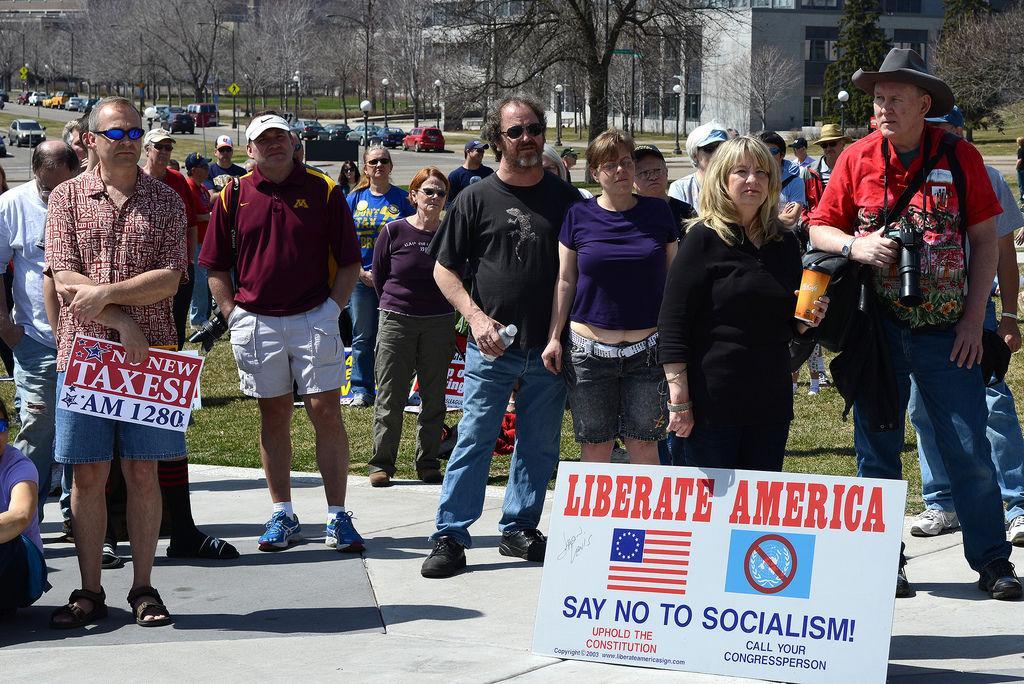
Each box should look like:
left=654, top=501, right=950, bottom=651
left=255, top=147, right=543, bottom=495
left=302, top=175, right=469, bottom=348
left=258, top=511, right=301, bottom=551
left=326, top=511, right=365, bottom=552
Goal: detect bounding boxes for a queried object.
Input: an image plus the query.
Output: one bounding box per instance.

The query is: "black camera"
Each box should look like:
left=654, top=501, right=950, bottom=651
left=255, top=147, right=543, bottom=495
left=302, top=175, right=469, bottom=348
left=187, top=311, right=228, bottom=352
left=891, top=222, right=924, bottom=307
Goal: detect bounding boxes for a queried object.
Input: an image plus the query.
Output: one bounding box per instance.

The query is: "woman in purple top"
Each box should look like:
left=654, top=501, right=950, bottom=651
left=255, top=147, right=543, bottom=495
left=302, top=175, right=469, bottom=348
left=0, top=398, right=50, bottom=616
left=542, top=129, right=677, bottom=464
left=369, top=167, right=456, bottom=487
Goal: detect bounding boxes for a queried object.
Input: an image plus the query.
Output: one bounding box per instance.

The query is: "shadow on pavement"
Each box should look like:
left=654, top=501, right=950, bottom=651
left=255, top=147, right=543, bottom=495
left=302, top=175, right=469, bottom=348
left=907, top=581, right=991, bottom=602
left=890, top=634, right=1024, bottom=660
left=362, top=535, right=504, bottom=561
left=888, top=664, right=1024, bottom=682
left=188, top=477, right=322, bottom=492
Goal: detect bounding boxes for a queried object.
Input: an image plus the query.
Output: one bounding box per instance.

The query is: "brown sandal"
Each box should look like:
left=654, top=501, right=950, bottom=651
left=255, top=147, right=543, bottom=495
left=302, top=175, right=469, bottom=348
left=50, top=587, right=108, bottom=629
left=127, top=585, right=173, bottom=627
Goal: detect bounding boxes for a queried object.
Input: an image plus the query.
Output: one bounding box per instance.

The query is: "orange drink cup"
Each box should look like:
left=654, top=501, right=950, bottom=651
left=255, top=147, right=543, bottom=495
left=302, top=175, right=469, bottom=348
left=795, top=268, right=830, bottom=324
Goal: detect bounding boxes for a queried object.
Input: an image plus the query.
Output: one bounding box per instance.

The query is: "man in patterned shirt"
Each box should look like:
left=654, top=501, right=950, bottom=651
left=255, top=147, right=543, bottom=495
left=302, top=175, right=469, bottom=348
left=46, top=97, right=187, bottom=629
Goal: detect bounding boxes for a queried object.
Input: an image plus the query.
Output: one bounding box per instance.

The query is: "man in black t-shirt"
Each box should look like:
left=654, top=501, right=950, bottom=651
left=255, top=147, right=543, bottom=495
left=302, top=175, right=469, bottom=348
left=447, top=140, right=494, bottom=204
left=423, top=95, right=580, bottom=579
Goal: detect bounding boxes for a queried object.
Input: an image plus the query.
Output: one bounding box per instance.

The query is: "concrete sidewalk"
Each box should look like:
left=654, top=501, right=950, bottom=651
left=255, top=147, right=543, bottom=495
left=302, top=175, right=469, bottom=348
left=2, top=463, right=1022, bottom=683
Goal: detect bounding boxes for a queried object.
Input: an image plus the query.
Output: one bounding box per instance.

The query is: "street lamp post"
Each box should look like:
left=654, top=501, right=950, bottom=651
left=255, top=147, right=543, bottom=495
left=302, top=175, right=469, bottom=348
left=231, top=27, right=236, bottom=130
left=554, top=84, right=563, bottom=147
left=293, top=71, right=301, bottom=116
left=381, top=77, right=389, bottom=130
left=837, top=90, right=849, bottom=133
left=672, top=83, right=682, bottom=155
left=434, top=79, right=441, bottom=130
left=360, top=99, right=372, bottom=157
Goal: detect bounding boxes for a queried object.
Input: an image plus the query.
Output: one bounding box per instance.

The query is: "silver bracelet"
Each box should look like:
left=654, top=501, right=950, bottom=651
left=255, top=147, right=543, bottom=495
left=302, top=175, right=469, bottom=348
left=667, top=401, right=692, bottom=413
left=1002, top=312, right=1019, bottom=321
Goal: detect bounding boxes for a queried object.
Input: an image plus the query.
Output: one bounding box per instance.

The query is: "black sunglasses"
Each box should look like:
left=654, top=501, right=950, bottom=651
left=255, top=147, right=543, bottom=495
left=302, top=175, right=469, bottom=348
left=98, top=127, right=145, bottom=142
left=151, top=143, right=174, bottom=152
left=502, top=122, right=544, bottom=140
left=820, top=141, right=840, bottom=149
left=366, top=158, right=391, bottom=166
left=418, top=188, right=447, bottom=198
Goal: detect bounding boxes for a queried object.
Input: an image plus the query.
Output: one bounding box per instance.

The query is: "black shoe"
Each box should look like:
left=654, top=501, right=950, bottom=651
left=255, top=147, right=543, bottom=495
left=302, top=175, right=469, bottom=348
left=421, top=536, right=466, bottom=578
left=978, top=558, right=1023, bottom=600
left=61, top=519, right=74, bottom=543
left=499, top=529, right=547, bottom=563
left=896, top=565, right=912, bottom=598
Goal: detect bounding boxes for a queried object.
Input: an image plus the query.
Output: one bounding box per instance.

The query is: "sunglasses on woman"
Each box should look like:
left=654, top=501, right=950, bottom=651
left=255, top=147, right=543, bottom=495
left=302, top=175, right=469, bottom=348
left=418, top=188, right=447, bottom=198
left=820, top=141, right=840, bottom=150
left=97, top=127, right=146, bottom=142
left=366, top=158, right=391, bottom=166
left=502, top=122, right=544, bottom=140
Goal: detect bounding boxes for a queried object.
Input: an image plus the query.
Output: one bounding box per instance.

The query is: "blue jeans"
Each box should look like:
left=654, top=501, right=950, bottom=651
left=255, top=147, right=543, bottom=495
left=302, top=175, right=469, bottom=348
left=853, top=316, right=1010, bottom=571
left=189, top=250, right=211, bottom=327
left=431, top=342, right=567, bottom=548
left=12, top=335, right=57, bottom=521
left=346, top=281, right=378, bottom=398
left=911, top=300, right=1024, bottom=522
left=657, top=434, right=684, bottom=466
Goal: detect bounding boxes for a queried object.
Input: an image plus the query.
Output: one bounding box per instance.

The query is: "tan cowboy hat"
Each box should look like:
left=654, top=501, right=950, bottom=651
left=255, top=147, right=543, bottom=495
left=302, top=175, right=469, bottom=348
left=813, top=124, right=853, bottom=147
left=851, top=48, right=954, bottom=117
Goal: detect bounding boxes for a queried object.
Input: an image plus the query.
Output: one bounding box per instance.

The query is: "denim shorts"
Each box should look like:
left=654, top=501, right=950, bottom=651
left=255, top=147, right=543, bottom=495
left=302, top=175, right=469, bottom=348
left=54, top=373, right=187, bottom=464
left=229, top=297, right=345, bottom=398
left=563, top=333, right=668, bottom=443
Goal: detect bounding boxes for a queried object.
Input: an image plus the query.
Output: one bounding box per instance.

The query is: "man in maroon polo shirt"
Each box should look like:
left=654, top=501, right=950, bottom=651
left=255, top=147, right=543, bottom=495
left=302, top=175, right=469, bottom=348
left=200, top=114, right=364, bottom=553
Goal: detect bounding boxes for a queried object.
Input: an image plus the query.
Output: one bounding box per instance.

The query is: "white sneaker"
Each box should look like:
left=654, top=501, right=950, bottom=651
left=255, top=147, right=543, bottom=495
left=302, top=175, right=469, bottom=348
left=1009, top=515, right=1024, bottom=547
left=910, top=509, right=960, bottom=537
left=807, top=388, right=819, bottom=396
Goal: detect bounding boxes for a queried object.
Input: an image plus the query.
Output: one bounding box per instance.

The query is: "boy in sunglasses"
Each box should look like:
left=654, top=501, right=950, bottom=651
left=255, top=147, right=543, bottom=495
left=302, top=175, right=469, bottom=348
left=422, top=95, right=581, bottom=578
left=46, top=96, right=188, bottom=628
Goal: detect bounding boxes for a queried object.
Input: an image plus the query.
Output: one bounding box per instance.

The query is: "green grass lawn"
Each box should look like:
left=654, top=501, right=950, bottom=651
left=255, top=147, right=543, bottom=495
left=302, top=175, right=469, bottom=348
left=4, top=328, right=1019, bottom=515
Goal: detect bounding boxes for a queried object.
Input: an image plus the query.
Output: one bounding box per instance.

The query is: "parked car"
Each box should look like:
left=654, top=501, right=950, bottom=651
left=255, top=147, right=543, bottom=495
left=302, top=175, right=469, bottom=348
left=379, top=127, right=406, bottom=148
left=0, top=90, right=8, bottom=103
left=167, top=112, right=195, bottom=134
left=322, top=123, right=352, bottom=141
left=299, top=119, right=325, bottom=141
left=158, top=106, right=185, bottom=124
left=7, top=119, right=46, bottom=147
left=186, top=102, right=219, bottom=127
left=347, top=124, right=381, bottom=145
left=27, top=92, right=47, bottom=106
left=402, top=127, right=446, bottom=153
left=17, top=91, right=31, bottom=105
left=82, top=97, right=99, bottom=113
left=0, top=134, right=7, bottom=158
left=66, top=96, right=86, bottom=112
left=55, top=91, right=77, bottom=108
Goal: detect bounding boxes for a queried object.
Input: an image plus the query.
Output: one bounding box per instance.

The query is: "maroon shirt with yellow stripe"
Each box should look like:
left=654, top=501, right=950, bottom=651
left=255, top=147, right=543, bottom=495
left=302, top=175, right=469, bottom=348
left=199, top=163, right=360, bottom=316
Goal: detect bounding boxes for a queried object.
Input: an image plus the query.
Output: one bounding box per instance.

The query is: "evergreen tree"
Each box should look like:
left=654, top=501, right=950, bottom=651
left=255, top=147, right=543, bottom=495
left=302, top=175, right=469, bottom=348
left=942, top=0, right=992, bottom=35
left=822, top=0, right=890, bottom=128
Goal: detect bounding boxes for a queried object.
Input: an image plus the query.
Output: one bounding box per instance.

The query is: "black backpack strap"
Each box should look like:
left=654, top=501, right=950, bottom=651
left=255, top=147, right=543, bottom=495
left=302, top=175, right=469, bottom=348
left=940, top=132, right=968, bottom=236
left=886, top=132, right=943, bottom=221
left=223, top=177, right=241, bottom=291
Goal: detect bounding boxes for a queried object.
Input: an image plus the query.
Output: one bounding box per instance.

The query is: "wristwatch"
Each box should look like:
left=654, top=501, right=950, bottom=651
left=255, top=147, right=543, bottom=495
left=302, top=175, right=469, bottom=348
left=840, top=236, right=858, bottom=258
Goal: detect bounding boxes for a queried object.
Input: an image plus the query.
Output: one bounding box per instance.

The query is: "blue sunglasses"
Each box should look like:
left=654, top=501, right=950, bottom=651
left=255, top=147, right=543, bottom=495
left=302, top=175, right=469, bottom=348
left=98, top=127, right=146, bottom=142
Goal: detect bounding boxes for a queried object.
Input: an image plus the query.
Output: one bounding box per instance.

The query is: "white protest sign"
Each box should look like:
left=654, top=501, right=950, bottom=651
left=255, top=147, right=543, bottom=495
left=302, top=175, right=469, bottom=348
left=533, top=462, right=907, bottom=683
left=58, top=335, right=204, bottom=432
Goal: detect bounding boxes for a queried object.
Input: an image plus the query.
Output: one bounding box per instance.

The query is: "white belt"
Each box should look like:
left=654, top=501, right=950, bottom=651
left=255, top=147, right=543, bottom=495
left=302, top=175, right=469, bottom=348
left=569, top=330, right=658, bottom=359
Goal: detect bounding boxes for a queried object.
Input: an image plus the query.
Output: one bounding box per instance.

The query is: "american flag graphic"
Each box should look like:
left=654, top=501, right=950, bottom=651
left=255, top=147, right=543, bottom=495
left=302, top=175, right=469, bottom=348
left=607, top=528, right=691, bottom=596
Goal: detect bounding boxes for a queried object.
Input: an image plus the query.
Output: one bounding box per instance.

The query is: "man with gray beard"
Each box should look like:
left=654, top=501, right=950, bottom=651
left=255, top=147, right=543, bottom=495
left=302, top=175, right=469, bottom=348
left=421, top=95, right=580, bottom=578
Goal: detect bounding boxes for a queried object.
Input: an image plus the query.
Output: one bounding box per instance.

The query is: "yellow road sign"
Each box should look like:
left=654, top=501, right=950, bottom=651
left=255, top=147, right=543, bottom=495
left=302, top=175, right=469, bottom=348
left=19, top=66, right=28, bottom=80
left=227, top=82, right=240, bottom=96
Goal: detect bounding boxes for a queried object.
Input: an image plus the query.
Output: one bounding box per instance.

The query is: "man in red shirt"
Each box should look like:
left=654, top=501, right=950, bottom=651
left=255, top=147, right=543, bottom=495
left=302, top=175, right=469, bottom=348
left=809, top=49, right=1020, bottom=600
left=137, top=130, right=234, bottom=563
left=200, top=114, right=364, bottom=553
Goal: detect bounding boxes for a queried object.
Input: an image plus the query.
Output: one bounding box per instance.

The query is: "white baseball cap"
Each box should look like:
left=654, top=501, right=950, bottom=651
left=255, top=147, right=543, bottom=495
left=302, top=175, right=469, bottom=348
left=215, top=134, right=234, bottom=149
left=244, top=115, right=290, bottom=143
left=143, top=128, right=174, bottom=146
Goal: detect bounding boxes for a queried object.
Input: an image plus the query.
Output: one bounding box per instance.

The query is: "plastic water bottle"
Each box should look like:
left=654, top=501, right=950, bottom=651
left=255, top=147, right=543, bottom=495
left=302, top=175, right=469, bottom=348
left=481, top=324, right=518, bottom=361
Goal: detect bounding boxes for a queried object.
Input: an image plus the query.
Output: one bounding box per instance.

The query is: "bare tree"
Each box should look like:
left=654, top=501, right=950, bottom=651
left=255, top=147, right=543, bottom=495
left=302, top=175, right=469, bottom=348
left=381, top=0, right=434, bottom=126
left=728, top=45, right=800, bottom=132
left=933, top=5, right=1024, bottom=138
left=137, top=0, right=228, bottom=102
left=433, top=0, right=736, bottom=142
